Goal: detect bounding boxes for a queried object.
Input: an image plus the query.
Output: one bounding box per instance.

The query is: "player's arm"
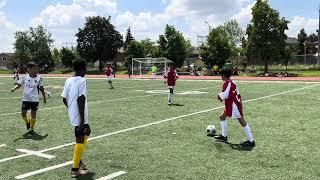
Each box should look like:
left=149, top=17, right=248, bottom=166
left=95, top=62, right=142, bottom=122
left=218, top=82, right=231, bottom=101
left=39, top=86, right=47, bottom=104
left=63, top=98, right=68, bottom=108
left=61, top=81, right=69, bottom=108
left=11, top=84, right=21, bottom=92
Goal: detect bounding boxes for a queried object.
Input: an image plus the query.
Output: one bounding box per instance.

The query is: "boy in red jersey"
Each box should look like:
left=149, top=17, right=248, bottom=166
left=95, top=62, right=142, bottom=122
left=105, top=64, right=114, bottom=89
left=214, top=69, right=255, bottom=147
left=164, top=63, right=179, bottom=105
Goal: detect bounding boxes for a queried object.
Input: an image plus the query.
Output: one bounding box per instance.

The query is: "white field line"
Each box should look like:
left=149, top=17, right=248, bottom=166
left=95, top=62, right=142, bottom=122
left=1, top=84, right=318, bottom=165
left=16, top=149, right=55, bottom=159
left=14, top=161, right=73, bottom=179
left=0, top=144, right=6, bottom=148
left=0, top=87, right=207, bottom=116
left=96, top=171, right=127, bottom=180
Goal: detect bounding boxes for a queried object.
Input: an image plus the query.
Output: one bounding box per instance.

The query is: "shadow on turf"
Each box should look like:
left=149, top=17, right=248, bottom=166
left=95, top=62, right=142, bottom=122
left=13, top=132, right=48, bottom=142
left=76, top=172, right=96, bottom=180
left=169, top=103, right=184, bottom=106
left=208, top=135, right=254, bottom=152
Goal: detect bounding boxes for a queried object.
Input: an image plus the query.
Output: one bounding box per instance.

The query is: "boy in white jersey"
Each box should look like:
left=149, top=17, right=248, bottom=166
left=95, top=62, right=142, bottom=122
left=61, top=59, right=90, bottom=177
left=11, top=62, right=47, bottom=134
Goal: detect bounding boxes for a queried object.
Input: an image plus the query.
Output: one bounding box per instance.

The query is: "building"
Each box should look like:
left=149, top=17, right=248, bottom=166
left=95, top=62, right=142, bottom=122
left=0, top=53, right=14, bottom=69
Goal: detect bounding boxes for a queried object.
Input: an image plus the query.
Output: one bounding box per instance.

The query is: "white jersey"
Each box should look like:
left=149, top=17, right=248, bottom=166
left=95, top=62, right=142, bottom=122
left=61, top=76, right=89, bottom=126
left=18, top=74, right=43, bottom=102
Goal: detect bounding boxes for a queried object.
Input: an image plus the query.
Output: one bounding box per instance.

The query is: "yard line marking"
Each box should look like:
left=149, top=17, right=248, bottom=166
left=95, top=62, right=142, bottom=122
left=1, top=84, right=318, bottom=164
left=14, top=161, right=73, bottom=179
left=0, top=144, right=6, bottom=148
left=16, top=149, right=55, bottom=159
left=96, top=171, right=127, bottom=180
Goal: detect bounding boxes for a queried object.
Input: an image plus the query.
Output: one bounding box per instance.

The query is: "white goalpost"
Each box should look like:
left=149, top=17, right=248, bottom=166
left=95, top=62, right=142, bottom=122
left=131, top=57, right=172, bottom=78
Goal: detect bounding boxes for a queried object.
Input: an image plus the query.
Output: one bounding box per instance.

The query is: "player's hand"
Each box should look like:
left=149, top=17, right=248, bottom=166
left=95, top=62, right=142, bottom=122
left=43, top=98, right=47, bottom=104
left=218, top=95, right=223, bottom=102
left=11, top=88, right=15, bottom=93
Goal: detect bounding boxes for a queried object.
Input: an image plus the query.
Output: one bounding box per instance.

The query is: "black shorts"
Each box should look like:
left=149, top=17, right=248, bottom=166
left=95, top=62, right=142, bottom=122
left=21, top=101, right=39, bottom=111
left=74, top=124, right=91, bottom=137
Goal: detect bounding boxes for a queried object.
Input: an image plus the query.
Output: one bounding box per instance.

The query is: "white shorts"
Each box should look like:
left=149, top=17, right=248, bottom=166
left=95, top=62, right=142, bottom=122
left=168, top=86, right=175, bottom=89
left=107, top=76, right=112, bottom=81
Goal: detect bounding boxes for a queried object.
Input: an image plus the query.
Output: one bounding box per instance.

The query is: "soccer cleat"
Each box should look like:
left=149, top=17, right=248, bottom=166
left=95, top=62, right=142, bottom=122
left=241, top=140, right=255, bottom=147
left=79, top=161, right=89, bottom=173
left=28, top=130, right=35, bottom=134
left=71, top=169, right=88, bottom=178
left=168, top=101, right=172, bottom=106
left=214, top=134, right=228, bottom=142
left=47, top=92, right=51, bottom=98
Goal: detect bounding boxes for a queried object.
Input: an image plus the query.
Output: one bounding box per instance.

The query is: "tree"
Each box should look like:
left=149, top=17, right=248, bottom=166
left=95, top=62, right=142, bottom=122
left=157, top=25, right=188, bottom=67
left=124, top=27, right=135, bottom=50
left=282, top=46, right=294, bottom=71
left=200, top=27, right=231, bottom=67
left=52, top=48, right=62, bottom=66
left=76, top=16, right=123, bottom=71
left=61, top=48, right=76, bottom=68
left=124, top=41, right=145, bottom=66
left=217, top=20, right=244, bottom=56
left=140, top=38, right=159, bottom=57
left=297, top=29, right=308, bottom=55
left=245, top=0, right=289, bottom=73
left=14, top=25, right=54, bottom=70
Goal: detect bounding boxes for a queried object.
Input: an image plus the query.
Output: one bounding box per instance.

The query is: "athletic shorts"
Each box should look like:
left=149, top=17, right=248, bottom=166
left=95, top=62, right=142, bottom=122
left=107, top=76, right=113, bottom=81
left=168, top=86, right=175, bottom=89
left=74, top=124, right=91, bottom=137
left=21, top=101, right=39, bottom=111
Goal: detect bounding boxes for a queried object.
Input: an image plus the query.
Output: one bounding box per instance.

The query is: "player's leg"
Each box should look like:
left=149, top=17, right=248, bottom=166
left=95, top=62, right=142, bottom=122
left=214, top=112, right=228, bottom=142
left=29, top=102, right=39, bottom=133
left=238, top=117, right=255, bottom=146
left=79, top=124, right=91, bottom=173
left=108, top=76, right=113, bottom=89
left=168, top=87, right=174, bottom=105
left=21, top=102, right=30, bottom=130
left=71, top=126, right=89, bottom=177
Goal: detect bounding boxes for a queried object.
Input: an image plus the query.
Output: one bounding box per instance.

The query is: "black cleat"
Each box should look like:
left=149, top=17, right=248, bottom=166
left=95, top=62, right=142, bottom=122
left=241, top=140, right=255, bottom=147
left=26, top=122, right=30, bottom=130
left=214, top=134, right=228, bottom=142
left=28, top=130, right=35, bottom=134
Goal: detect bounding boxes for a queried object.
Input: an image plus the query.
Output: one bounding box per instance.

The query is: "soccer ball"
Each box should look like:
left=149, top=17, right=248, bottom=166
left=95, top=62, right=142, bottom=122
left=206, top=125, right=216, bottom=136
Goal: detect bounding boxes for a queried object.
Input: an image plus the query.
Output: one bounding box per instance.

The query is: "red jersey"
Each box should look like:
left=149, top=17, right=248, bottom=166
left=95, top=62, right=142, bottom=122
left=165, top=68, right=178, bottom=86
left=105, top=67, right=113, bottom=76
left=219, top=80, right=243, bottom=118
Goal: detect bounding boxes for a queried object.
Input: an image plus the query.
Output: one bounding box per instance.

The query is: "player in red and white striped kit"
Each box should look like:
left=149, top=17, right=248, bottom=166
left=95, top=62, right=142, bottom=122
left=214, top=69, right=255, bottom=147
left=105, top=64, right=114, bottom=89
left=164, top=63, right=179, bottom=105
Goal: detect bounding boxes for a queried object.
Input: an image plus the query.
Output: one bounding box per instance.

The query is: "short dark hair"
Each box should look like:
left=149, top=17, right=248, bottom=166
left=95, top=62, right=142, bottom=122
left=26, top=62, right=38, bottom=68
left=72, top=58, right=86, bottom=72
left=221, top=68, right=232, bottom=78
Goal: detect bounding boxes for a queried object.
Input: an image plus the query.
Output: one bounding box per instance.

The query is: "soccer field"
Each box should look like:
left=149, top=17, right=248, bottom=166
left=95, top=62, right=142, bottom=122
left=0, top=77, right=319, bottom=179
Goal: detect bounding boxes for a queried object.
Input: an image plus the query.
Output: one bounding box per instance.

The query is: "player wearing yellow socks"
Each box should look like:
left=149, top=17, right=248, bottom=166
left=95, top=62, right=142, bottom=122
left=61, top=59, right=91, bottom=178
left=11, top=62, right=46, bottom=134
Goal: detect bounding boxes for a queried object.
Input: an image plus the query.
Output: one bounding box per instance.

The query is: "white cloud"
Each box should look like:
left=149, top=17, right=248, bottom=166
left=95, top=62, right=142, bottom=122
left=0, top=11, right=17, bottom=52
left=0, top=0, right=6, bottom=8
left=73, top=0, right=117, bottom=13
left=287, top=16, right=318, bottom=38
left=231, top=1, right=255, bottom=27
left=160, top=0, right=168, bottom=5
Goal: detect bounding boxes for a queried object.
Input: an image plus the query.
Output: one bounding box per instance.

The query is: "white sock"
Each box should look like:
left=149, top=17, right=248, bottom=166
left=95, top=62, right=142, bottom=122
left=170, top=93, right=173, bottom=102
left=168, top=93, right=172, bottom=102
left=220, top=121, right=228, bottom=137
left=243, top=125, right=254, bottom=142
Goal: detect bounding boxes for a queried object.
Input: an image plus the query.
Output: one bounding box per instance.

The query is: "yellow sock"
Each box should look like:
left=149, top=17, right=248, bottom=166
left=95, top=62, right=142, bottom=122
left=22, top=115, right=29, bottom=124
left=30, top=118, right=36, bottom=130
left=73, top=143, right=85, bottom=168
left=83, top=135, right=89, bottom=149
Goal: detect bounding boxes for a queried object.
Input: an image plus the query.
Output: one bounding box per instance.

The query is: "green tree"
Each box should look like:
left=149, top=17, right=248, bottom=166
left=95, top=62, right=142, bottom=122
left=245, top=0, right=289, bottom=73
left=217, top=20, right=244, bottom=56
left=200, top=28, right=231, bottom=67
left=158, top=25, right=188, bottom=67
left=52, top=48, right=62, bottom=66
left=282, top=46, right=294, bottom=71
left=76, top=16, right=123, bottom=71
left=14, top=25, right=54, bottom=70
left=140, top=38, right=159, bottom=57
left=61, top=48, right=76, bottom=68
left=124, top=27, right=135, bottom=50
left=124, top=41, right=145, bottom=66
left=296, top=29, right=308, bottom=55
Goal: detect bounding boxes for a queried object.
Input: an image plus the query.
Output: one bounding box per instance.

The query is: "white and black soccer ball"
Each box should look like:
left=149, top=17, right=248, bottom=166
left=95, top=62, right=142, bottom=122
left=206, top=125, right=216, bottom=136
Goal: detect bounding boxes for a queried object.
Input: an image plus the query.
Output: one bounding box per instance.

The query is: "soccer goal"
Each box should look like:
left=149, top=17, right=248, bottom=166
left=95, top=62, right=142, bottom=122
left=131, top=57, right=172, bottom=78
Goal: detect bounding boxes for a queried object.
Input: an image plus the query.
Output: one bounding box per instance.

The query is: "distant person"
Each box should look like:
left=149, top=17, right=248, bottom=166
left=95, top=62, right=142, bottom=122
left=127, top=65, right=132, bottom=79
left=61, top=59, right=91, bottom=178
left=213, top=64, right=219, bottom=76
left=224, top=61, right=233, bottom=70
left=13, top=67, right=20, bottom=85
left=214, top=68, right=255, bottom=147
left=11, top=62, right=47, bottom=134
left=105, top=64, right=114, bottom=89
left=164, top=63, right=179, bottom=105
left=151, top=65, right=158, bottom=79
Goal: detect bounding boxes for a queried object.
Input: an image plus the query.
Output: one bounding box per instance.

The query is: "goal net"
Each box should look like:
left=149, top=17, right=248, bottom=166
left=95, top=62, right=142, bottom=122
left=131, top=57, right=172, bottom=78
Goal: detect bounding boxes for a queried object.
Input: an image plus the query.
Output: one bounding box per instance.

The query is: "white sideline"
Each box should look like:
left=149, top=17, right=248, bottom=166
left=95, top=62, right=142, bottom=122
left=14, top=161, right=73, bottom=179
left=96, top=171, right=127, bottom=180
left=0, top=144, right=6, bottom=148
left=16, top=149, right=55, bottom=159
left=2, top=84, right=318, bottom=165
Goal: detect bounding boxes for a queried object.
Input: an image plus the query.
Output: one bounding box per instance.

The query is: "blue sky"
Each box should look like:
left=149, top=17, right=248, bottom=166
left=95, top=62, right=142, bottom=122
left=0, top=0, right=319, bottom=52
